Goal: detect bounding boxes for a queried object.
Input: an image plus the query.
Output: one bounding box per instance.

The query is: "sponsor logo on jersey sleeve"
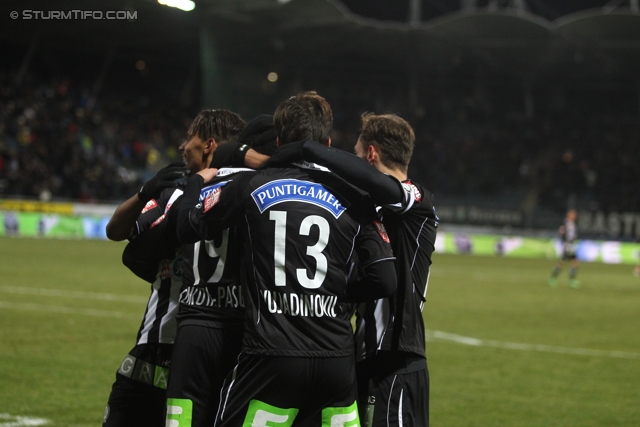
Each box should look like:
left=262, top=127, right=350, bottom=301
left=199, top=181, right=230, bottom=201
left=373, top=220, right=390, bottom=243
left=251, top=179, right=346, bottom=218
left=403, top=180, right=422, bottom=203
left=199, top=181, right=230, bottom=213
left=141, top=199, right=158, bottom=214
left=203, top=188, right=222, bottom=213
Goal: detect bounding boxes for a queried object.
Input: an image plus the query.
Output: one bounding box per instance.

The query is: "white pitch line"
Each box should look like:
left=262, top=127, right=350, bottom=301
left=0, top=286, right=147, bottom=304
left=0, top=413, right=50, bottom=426
left=0, top=301, right=140, bottom=320
left=426, top=329, right=640, bottom=360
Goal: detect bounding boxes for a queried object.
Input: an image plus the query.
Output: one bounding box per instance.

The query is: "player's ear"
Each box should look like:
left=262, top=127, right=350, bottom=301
left=276, top=137, right=281, bottom=147
left=205, top=138, right=217, bottom=153
left=325, top=137, right=331, bottom=147
left=367, top=144, right=377, bottom=163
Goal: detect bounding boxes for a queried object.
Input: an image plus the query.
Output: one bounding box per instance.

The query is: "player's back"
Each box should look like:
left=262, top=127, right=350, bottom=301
left=355, top=179, right=438, bottom=361
left=177, top=170, right=252, bottom=327
left=238, top=166, right=367, bottom=357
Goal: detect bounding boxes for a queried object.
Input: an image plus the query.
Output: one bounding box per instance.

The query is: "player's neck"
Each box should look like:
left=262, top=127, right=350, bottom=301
left=375, top=162, right=407, bottom=182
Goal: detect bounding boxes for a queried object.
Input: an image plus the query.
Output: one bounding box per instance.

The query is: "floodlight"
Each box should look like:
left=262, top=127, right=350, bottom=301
left=157, top=0, right=195, bottom=12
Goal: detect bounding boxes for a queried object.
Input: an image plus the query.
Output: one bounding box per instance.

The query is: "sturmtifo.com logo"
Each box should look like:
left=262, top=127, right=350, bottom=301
left=10, top=10, right=137, bottom=20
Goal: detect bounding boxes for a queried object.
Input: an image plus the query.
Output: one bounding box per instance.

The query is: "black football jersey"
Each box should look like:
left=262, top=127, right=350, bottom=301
left=355, top=179, right=438, bottom=360
left=124, top=187, right=184, bottom=345
left=176, top=168, right=252, bottom=326
left=179, top=164, right=395, bottom=357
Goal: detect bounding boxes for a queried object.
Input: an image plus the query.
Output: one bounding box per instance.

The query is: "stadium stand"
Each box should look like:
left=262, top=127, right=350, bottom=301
left=1, top=0, right=639, bottom=235
left=0, top=69, right=197, bottom=202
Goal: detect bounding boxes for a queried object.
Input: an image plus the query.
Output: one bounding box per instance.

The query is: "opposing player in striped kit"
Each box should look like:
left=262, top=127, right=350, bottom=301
left=549, top=209, right=580, bottom=288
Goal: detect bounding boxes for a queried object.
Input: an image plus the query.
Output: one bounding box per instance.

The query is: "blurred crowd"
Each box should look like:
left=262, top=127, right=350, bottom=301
left=1, top=70, right=638, bottom=216
left=410, top=99, right=640, bottom=214
left=0, top=71, right=196, bottom=202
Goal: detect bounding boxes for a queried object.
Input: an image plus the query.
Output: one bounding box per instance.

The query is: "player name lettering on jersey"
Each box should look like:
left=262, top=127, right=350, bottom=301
left=262, top=290, right=338, bottom=317
left=251, top=179, right=346, bottom=218
left=180, top=284, right=244, bottom=308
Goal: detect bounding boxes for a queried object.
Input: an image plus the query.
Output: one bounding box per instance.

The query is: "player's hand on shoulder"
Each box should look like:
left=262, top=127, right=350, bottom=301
left=197, top=168, right=219, bottom=183
left=263, top=140, right=307, bottom=167
left=137, top=161, right=189, bottom=202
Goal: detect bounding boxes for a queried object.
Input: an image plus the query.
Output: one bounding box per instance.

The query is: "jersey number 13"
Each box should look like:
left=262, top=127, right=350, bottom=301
left=269, top=210, right=329, bottom=289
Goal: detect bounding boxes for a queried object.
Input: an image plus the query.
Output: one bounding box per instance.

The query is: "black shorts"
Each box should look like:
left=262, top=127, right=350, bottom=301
left=165, top=322, right=243, bottom=427
left=562, top=243, right=577, bottom=260
left=103, top=373, right=167, bottom=427
left=357, top=357, right=429, bottom=427
left=216, top=353, right=359, bottom=427
left=103, top=343, right=174, bottom=427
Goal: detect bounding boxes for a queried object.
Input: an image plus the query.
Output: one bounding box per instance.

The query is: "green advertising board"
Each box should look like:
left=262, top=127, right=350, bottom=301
left=0, top=211, right=110, bottom=240
left=436, top=231, right=639, bottom=265
left=2, top=210, right=639, bottom=265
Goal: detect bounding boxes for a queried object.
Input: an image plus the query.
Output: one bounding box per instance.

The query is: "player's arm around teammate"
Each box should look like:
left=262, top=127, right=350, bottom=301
left=270, top=113, right=438, bottom=427
left=106, top=162, right=188, bottom=241
left=176, top=92, right=401, bottom=427
left=164, top=114, right=286, bottom=427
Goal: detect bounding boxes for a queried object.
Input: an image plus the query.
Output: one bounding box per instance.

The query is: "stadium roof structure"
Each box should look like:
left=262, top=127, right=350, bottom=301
left=201, top=0, right=640, bottom=79
left=2, top=0, right=640, bottom=83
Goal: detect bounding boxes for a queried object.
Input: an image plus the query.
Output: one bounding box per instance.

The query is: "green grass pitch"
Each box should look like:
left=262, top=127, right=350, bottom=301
left=1, top=236, right=639, bottom=426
